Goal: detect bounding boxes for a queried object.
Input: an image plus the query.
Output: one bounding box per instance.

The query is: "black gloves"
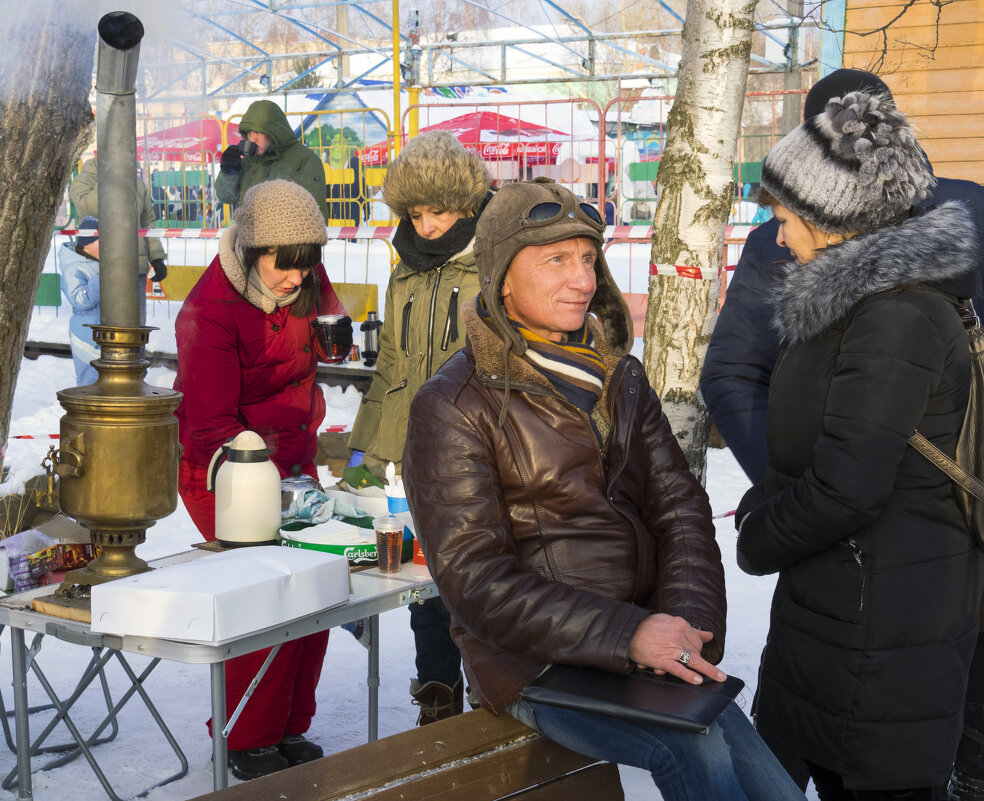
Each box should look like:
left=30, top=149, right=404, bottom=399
left=150, top=259, right=167, bottom=282
left=335, top=317, right=354, bottom=353
left=220, top=145, right=243, bottom=175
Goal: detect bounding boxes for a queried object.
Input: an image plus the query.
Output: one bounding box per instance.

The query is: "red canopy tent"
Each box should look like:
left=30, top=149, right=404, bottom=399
left=139, top=119, right=240, bottom=164
left=359, top=112, right=569, bottom=167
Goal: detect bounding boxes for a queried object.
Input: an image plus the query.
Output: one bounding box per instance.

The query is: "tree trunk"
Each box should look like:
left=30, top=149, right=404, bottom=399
left=0, top=5, right=94, bottom=454
left=643, top=0, right=757, bottom=483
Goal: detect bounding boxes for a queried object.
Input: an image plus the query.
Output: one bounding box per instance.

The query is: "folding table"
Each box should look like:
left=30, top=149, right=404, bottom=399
left=0, top=551, right=437, bottom=799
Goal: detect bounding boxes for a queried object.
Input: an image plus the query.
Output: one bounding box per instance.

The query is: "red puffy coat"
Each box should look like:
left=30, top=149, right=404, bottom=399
left=174, top=238, right=344, bottom=537
left=174, top=235, right=343, bottom=747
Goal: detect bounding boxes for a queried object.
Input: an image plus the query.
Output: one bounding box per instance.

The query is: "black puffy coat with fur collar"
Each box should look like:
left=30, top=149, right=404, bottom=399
left=737, top=202, right=984, bottom=789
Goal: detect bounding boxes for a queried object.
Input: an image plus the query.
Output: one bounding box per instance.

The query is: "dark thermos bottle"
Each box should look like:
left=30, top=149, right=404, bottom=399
left=361, top=311, right=382, bottom=367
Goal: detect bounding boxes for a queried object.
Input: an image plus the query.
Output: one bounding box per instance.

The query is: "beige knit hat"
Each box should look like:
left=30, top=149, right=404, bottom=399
left=234, top=179, right=328, bottom=247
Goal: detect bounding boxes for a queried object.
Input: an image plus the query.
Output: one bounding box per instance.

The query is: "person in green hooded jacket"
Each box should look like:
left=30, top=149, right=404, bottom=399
left=216, top=100, right=330, bottom=224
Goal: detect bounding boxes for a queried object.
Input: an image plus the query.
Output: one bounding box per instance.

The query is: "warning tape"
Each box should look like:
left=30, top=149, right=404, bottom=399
left=650, top=264, right=740, bottom=278
left=649, top=263, right=723, bottom=280
left=59, top=226, right=399, bottom=241
left=13, top=429, right=354, bottom=440
left=58, top=224, right=755, bottom=244
left=712, top=509, right=737, bottom=519
left=604, top=225, right=753, bottom=241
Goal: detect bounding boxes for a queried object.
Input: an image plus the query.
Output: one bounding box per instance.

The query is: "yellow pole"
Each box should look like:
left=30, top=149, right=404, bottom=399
left=409, top=87, right=420, bottom=138
left=392, top=0, right=401, bottom=159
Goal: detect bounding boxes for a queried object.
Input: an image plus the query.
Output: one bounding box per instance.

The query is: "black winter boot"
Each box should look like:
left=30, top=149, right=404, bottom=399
left=410, top=675, right=464, bottom=726
left=277, top=734, right=323, bottom=766
left=227, top=746, right=289, bottom=780
left=951, top=703, right=984, bottom=800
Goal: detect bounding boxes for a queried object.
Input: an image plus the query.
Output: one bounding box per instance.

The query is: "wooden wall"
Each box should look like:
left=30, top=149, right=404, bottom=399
left=843, top=0, right=984, bottom=183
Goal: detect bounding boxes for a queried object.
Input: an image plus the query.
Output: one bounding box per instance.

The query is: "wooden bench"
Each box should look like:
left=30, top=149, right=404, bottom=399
left=191, top=708, right=624, bottom=801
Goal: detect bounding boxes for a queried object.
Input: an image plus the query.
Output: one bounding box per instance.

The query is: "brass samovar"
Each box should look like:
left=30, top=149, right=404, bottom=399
left=43, top=11, right=182, bottom=595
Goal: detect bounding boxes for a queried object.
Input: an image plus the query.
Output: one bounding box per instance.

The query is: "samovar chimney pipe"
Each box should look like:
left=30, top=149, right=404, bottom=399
left=96, top=11, right=144, bottom=328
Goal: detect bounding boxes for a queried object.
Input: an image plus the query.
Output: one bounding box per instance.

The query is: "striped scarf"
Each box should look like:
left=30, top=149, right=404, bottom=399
left=479, top=297, right=606, bottom=412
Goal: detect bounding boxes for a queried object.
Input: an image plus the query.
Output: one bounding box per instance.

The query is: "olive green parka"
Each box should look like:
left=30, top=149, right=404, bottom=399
left=69, top=158, right=166, bottom=271
left=215, top=100, right=330, bottom=224
left=348, top=246, right=479, bottom=478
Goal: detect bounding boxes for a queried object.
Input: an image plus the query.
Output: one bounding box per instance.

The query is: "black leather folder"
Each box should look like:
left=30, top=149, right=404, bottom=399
left=520, top=664, right=745, bottom=734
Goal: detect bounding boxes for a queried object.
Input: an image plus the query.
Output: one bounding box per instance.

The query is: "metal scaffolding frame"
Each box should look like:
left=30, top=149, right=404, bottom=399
left=134, top=0, right=815, bottom=104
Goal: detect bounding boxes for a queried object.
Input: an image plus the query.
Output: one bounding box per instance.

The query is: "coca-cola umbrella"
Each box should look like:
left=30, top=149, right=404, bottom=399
left=139, top=118, right=241, bottom=164
left=359, top=111, right=569, bottom=167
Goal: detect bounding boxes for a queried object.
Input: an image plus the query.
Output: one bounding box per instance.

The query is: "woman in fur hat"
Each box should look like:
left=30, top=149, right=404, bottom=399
left=735, top=92, right=984, bottom=799
left=347, top=130, right=492, bottom=726
left=174, top=179, right=346, bottom=781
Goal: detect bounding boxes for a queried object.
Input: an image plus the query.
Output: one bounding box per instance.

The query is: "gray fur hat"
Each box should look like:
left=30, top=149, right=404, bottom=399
left=382, top=131, right=491, bottom=219
left=473, top=178, right=632, bottom=357
left=761, top=90, right=935, bottom=235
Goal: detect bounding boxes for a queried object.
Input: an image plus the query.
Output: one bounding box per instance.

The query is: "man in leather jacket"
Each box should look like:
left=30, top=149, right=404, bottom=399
left=402, top=179, right=806, bottom=801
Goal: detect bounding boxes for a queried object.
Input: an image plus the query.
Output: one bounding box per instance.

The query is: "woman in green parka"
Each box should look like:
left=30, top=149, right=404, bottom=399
left=348, top=131, right=491, bottom=477
left=347, top=130, right=492, bottom=726
left=217, top=99, right=331, bottom=224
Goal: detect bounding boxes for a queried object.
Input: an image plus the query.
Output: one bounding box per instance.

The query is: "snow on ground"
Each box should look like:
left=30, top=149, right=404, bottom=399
left=0, top=261, right=819, bottom=800
left=0, top=355, right=803, bottom=801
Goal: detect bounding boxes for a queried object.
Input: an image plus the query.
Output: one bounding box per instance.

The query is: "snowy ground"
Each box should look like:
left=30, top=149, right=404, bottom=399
left=0, top=253, right=819, bottom=800
left=1, top=353, right=799, bottom=801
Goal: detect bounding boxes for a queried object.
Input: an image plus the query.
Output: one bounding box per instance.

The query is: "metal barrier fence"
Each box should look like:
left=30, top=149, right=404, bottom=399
left=39, top=228, right=398, bottom=323
left=43, top=90, right=806, bottom=314
left=601, top=89, right=807, bottom=228
left=397, top=97, right=608, bottom=218
left=55, top=89, right=806, bottom=236
left=37, top=223, right=750, bottom=325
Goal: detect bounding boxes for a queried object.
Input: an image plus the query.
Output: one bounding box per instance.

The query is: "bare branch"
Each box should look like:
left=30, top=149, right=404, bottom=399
left=812, top=0, right=951, bottom=74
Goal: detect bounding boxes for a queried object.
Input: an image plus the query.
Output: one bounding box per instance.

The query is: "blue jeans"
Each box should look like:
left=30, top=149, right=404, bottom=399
left=508, top=698, right=807, bottom=801
left=409, top=596, right=461, bottom=686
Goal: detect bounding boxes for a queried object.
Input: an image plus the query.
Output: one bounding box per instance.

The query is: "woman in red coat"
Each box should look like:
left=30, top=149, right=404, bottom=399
left=174, top=179, right=345, bottom=780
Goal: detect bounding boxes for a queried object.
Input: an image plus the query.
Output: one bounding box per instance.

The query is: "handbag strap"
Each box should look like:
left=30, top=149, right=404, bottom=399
left=909, top=431, right=984, bottom=501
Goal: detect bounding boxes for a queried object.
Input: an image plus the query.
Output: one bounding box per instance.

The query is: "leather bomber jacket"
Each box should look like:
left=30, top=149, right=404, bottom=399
left=403, top=299, right=727, bottom=714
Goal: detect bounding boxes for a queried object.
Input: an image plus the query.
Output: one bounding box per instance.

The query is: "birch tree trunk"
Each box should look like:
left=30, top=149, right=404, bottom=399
left=643, top=0, right=757, bottom=483
left=0, top=4, right=94, bottom=458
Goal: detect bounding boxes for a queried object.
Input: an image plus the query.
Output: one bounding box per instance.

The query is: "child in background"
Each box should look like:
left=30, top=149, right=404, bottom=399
left=59, top=216, right=101, bottom=385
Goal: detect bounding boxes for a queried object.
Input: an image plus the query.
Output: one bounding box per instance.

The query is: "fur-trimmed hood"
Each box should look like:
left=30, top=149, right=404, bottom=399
left=217, top=226, right=277, bottom=313
left=773, top=202, right=978, bottom=343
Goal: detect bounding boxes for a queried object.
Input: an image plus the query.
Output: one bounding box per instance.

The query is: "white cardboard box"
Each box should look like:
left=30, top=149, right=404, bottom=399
left=90, top=546, right=350, bottom=643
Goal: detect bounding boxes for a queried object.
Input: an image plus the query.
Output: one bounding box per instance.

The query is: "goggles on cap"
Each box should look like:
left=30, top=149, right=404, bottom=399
left=485, top=195, right=605, bottom=247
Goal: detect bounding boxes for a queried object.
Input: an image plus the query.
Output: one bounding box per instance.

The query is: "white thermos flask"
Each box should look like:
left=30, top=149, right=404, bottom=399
left=206, top=430, right=281, bottom=546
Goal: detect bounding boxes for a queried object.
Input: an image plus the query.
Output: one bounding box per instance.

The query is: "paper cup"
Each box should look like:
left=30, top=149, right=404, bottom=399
left=386, top=491, right=409, bottom=514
